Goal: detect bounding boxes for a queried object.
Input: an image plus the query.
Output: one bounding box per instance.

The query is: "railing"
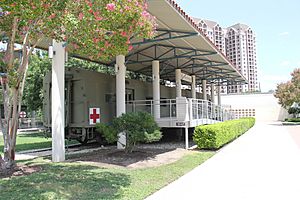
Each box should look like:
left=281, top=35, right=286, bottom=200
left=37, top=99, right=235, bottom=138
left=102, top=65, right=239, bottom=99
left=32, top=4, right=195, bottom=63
left=18, top=118, right=43, bottom=129
left=126, top=99, right=178, bottom=119
left=126, top=97, right=235, bottom=125
left=189, top=99, right=235, bottom=122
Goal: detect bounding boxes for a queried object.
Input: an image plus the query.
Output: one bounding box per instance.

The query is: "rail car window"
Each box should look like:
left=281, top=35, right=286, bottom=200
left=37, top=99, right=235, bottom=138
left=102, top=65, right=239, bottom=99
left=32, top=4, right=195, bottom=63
left=105, top=94, right=116, bottom=103
left=125, top=88, right=135, bottom=102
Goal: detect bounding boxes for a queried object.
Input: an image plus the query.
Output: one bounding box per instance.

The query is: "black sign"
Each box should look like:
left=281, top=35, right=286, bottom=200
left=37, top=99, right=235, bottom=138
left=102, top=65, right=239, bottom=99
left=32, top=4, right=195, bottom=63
left=176, top=122, right=185, bottom=126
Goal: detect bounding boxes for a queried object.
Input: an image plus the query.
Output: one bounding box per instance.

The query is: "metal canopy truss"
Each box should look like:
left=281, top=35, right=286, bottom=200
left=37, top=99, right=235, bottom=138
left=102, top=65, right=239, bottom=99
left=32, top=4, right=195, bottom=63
left=132, top=29, right=198, bottom=46
left=125, top=44, right=217, bottom=65
left=36, top=0, right=247, bottom=88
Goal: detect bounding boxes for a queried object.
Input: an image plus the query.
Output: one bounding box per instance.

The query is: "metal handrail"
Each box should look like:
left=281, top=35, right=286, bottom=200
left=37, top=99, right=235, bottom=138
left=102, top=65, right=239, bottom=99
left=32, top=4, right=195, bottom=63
left=126, top=98, right=236, bottom=122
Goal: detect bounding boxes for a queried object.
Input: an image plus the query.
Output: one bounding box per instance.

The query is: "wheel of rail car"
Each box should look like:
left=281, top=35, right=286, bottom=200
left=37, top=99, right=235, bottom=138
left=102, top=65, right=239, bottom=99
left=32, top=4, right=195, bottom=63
left=77, top=137, right=88, bottom=145
left=76, top=128, right=89, bottom=145
left=94, top=131, right=107, bottom=145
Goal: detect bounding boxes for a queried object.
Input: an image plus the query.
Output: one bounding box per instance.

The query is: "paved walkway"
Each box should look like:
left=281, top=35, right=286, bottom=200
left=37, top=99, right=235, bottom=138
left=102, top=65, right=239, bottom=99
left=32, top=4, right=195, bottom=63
left=146, top=122, right=300, bottom=200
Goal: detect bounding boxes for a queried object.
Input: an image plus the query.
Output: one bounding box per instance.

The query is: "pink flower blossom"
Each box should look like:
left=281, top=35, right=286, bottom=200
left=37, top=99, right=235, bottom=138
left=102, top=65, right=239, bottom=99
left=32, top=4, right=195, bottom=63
left=78, top=13, right=84, bottom=20
left=105, top=41, right=110, bottom=47
left=106, top=3, right=116, bottom=11
left=141, top=11, right=150, bottom=18
left=93, top=38, right=99, bottom=43
left=95, top=16, right=103, bottom=21
left=48, top=13, right=56, bottom=19
left=128, top=45, right=133, bottom=51
left=121, top=31, right=127, bottom=37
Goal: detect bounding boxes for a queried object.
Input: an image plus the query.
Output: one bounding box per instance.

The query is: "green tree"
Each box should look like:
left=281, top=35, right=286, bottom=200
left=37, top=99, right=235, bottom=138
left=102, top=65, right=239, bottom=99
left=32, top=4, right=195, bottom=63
left=0, top=0, right=156, bottom=170
left=23, top=53, right=51, bottom=115
left=274, top=68, right=300, bottom=108
left=96, top=112, right=162, bottom=153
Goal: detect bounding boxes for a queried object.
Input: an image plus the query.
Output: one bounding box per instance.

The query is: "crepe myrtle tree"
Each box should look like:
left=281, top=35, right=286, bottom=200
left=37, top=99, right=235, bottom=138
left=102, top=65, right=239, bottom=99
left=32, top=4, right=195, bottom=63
left=274, top=68, right=300, bottom=109
left=0, top=0, right=156, bottom=170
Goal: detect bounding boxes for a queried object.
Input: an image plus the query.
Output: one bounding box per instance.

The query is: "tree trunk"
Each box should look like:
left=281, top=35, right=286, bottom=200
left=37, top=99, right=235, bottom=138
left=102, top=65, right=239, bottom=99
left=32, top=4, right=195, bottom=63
left=0, top=86, right=19, bottom=170
left=0, top=53, right=29, bottom=171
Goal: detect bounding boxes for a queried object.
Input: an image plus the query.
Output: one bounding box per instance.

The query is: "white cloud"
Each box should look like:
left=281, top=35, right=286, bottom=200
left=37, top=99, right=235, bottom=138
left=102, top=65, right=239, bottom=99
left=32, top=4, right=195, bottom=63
left=279, top=60, right=297, bottom=69
left=279, top=32, right=289, bottom=36
left=262, top=75, right=290, bottom=82
left=259, top=74, right=291, bottom=92
left=280, top=60, right=290, bottom=67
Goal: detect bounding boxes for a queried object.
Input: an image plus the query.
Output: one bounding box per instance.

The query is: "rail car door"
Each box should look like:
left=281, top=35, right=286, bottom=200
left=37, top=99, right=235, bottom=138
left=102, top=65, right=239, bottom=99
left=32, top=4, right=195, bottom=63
left=125, top=88, right=135, bottom=113
left=69, top=79, right=86, bottom=126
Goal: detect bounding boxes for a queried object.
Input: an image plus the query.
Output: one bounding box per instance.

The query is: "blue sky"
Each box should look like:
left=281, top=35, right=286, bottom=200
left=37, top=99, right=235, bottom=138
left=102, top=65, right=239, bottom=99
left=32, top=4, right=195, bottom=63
left=175, top=0, right=300, bottom=92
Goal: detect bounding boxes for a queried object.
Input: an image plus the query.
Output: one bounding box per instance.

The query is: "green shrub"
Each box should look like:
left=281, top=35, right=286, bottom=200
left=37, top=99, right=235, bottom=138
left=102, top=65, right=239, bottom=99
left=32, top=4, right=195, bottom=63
left=96, top=112, right=162, bottom=153
left=288, top=107, right=300, bottom=115
left=285, top=118, right=300, bottom=122
left=193, top=117, right=255, bottom=150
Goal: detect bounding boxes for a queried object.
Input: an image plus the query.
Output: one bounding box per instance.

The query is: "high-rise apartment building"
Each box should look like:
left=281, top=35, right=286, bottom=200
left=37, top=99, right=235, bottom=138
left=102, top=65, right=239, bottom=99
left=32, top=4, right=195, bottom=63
left=193, top=18, right=259, bottom=94
left=194, top=18, right=226, bottom=54
left=226, top=23, right=259, bottom=93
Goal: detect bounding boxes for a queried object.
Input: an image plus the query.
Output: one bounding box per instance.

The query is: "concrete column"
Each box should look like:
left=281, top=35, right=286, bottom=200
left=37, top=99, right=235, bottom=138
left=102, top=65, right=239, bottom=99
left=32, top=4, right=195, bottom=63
left=185, top=127, right=189, bottom=150
left=152, top=60, right=160, bottom=119
left=202, top=80, right=207, bottom=100
left=210, top=83, right=215, bottom=103
left=217, top=85, right=221, bottom=106
left=115, top=55, right=126, bottom=117
left=175, top=68, right=182, bottom=97
left=191, top=75, right=196, bottom=99
left=116, top=55, right=126, bottom=150
left=51, top=40, right=65, bottom=162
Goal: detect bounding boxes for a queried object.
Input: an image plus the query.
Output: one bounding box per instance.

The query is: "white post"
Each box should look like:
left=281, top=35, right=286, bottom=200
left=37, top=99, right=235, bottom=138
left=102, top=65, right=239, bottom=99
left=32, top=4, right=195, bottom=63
left=210, top=83, right=215, bottom=103
left=116, top=55, right=126, bottom=117
left=175, top=68, right=182, bottom=98
left=202, top=80, right=207, bottom=100
left=116, top=55, right=126, bottom=149
left=185, top=127, right=189, bottom=149
left=152, top=60, right=160, bottom=119
left=211, top=83, right=215, bottom=120
left=191, top=75, right=196, bottom=99
left=51, top=40, right=65, bottom=162
left=217, top=85, right=221, bottom=106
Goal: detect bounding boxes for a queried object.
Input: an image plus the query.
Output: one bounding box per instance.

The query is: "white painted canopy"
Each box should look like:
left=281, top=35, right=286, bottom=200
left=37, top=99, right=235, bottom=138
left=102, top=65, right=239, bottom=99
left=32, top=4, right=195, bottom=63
left=38, top=0, right=246, bottom=85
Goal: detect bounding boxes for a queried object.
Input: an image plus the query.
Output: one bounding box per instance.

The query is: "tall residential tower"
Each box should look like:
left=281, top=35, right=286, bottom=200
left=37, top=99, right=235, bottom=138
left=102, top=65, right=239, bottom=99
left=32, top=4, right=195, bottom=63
left=193, top=18, right=259, bottom=94
left=226, top=23, right=259, bottom=93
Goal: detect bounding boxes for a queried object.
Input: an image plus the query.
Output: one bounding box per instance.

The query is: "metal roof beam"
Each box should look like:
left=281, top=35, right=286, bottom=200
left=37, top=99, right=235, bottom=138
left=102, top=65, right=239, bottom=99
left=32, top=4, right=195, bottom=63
left=156, top=44, right=216, bottom=54
left=132, top=29, right=198, bottom=46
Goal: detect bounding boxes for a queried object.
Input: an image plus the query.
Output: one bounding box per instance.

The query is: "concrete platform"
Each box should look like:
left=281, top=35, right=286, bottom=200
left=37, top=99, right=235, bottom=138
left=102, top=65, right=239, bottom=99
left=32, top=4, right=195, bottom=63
left=146, top=122, right=300, bottom=200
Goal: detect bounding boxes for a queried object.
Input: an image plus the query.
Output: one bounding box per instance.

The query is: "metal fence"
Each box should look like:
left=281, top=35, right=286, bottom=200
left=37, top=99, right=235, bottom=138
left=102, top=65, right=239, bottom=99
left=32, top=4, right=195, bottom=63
left=126, top=98, right=235, bottom=122
left=18, top=118, right=43, bottom=129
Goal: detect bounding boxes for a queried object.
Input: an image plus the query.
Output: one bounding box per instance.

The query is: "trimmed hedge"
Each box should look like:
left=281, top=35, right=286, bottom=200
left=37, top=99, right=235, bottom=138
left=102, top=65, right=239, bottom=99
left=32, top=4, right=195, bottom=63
left=285, top=118, right=300, bottom=122
left=193, top=117, right=255, bottom=149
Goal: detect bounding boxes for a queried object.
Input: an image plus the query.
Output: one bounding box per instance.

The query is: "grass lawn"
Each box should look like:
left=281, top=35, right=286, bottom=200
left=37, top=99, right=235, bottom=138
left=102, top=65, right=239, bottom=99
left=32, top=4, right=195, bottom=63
left=0, top=151, right=214, bottom=200
left=0, top=132, right=78, bottom=154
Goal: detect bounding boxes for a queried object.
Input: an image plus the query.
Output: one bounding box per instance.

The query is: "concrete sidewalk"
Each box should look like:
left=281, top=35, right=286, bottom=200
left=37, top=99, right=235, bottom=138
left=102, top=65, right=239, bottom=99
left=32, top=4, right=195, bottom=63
left=146, top=122, right=300, bottom=200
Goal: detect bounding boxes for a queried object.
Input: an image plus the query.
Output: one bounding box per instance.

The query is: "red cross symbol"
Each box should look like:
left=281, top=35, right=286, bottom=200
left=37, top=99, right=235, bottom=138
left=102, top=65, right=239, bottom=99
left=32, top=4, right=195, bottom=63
left=89, top=108, right=100, bottom=124
left=19, top=111, right=26, bottom=118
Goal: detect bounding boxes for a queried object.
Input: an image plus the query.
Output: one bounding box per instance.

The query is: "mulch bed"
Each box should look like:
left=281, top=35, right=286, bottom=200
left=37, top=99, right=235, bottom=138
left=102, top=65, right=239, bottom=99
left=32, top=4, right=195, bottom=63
left=69, top=148, right=173, bottom=167
left=0, top=164, right=42, bottom=179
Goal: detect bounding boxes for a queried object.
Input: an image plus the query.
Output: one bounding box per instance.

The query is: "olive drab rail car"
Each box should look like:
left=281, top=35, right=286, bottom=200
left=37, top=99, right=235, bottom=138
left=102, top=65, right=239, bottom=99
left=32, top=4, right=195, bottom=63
left=43, top=67, right=197, bottom=143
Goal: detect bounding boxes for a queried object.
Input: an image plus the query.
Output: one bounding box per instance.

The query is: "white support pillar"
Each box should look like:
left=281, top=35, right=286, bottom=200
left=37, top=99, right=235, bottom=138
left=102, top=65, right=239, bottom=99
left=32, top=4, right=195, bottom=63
left=116, top=55, right=126, bottom=149
left=185, top=127, right=189, bottom=150
left=217, top=85, right=221, bottom=106
left=116, top=55, right=126, bottom=117
left=152, top=60, right=160, bottom=119
left=191, top=75, right=196, bottom=99
left=202, top=80, right=207, bottom=100
left=51, top=40, right=65, bottom=162
left=210, top=83, right=215, bottom=103
left=176, top=69, right=182, bottom=97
